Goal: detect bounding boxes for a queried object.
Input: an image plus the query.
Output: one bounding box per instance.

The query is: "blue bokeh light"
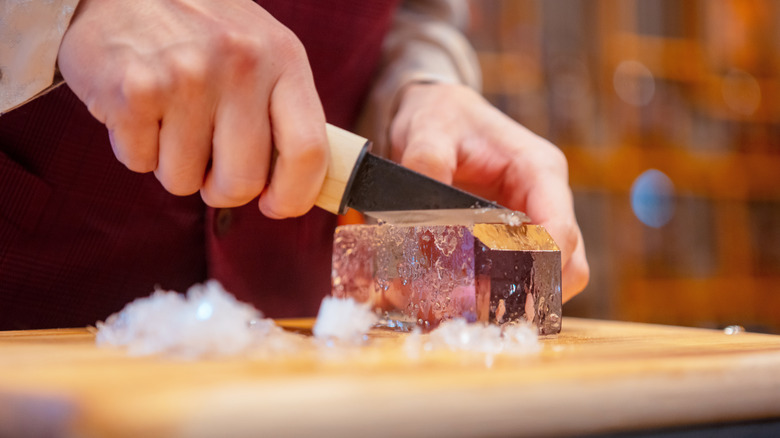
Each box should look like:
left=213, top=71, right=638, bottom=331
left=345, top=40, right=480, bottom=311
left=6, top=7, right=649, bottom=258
left=630, top=169, right=676, bottom=228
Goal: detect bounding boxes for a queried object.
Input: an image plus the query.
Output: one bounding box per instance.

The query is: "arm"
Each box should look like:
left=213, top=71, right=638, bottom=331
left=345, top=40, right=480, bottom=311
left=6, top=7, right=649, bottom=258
left=355, top=0, right=480, bottom=158
left=359, top=0, right=590, bottom=301
left=0, top=0, right=80, bottom=113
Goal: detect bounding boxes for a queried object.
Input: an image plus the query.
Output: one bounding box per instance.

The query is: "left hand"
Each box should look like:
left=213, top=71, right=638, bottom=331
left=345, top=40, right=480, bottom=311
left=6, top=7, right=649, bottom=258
left=389, top=83, right=589, bottom=302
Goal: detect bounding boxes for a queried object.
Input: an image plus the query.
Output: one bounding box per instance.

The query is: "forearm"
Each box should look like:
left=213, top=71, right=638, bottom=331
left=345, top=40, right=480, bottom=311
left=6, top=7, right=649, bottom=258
left=0, top=0, right=81, bottom=114
left=355, top=0, right=481, bottom=157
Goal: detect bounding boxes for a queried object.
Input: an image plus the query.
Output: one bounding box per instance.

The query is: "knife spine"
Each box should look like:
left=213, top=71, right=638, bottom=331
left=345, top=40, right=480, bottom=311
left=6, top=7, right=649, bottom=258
left=346, top=152, right=502, bottom=213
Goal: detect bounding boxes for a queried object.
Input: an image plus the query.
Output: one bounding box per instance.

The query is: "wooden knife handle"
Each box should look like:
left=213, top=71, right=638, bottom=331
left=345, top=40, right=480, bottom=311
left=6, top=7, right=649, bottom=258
left=314, top=123, right=370, bottom=215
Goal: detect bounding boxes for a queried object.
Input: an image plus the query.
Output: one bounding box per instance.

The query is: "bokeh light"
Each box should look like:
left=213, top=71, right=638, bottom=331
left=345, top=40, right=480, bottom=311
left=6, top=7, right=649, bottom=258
left=613, top=60, right=656, bottom=106
left=721, top=68, right=762, bottom=116
left=630, top=169, right=676, bottom=228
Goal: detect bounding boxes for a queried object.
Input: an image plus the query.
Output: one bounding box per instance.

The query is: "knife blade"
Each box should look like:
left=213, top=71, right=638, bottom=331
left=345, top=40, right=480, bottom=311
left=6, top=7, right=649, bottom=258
left=315, top=124, right=517, bottom=221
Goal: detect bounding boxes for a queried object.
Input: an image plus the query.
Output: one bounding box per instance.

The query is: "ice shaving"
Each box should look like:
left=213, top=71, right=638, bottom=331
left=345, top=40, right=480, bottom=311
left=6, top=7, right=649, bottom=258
left=403, top=318, right=540, bottom=366
left=95, top=280, right=299, bottom=359
left=96, top=276, right=544, bottom=362
left=312, top=296, right=378, bottom=344
left=96, top=281, right=379, bottom=358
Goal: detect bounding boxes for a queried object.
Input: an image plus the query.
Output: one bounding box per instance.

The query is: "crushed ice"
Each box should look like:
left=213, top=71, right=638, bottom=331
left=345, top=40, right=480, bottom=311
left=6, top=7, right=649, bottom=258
left=313, top=296, right=378, bottom=344
left=96, top=281, right=540, bottom=365
left=96, top=282, right=379, bottom=359
left=95, top=280, right=298, bottom=359
left=404, top=318, right=540, bottom=367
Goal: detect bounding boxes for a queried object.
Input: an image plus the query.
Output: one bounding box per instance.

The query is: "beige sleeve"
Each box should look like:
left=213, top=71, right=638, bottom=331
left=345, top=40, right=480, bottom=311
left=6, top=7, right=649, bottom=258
left=354, top=0, right=482, bottom=158
left=0, top=0, right=81, bottom=115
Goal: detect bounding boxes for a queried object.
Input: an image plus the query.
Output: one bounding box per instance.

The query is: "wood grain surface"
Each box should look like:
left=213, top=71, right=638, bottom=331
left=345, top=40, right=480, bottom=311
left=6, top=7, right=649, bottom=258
left=1, top=318, right=779, bottom=437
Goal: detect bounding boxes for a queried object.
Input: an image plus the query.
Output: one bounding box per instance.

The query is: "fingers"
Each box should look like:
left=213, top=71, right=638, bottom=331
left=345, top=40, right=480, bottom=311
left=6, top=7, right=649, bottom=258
left=155, top=103, right=213, bottom=197
left=534, top=214, right=590, bottom=303
left=390, top=89, right=459, bottom=184
left=521, top=172, right=590, bottom=301
left=108, top=119, right=159, bottom=174
left=145, top=51, right=213, bottom=196
left=102, top=67, right=164, bottom=174
left=395, top=120, right=459, bottom=185
left=201, top=86, right=272, bottom=208
left=258, top=62, right=328, bottom=219
left=562, top=234, right=590, bottom=302
left=537, top=211, right=589, bottom=300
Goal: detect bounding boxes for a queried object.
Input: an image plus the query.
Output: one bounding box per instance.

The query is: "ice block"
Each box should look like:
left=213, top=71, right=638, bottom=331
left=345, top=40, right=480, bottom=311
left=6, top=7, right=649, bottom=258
left=331, top=221, right=562, bottom=335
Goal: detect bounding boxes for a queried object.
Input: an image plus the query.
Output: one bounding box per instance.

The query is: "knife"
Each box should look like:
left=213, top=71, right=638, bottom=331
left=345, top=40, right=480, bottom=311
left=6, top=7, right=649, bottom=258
left=315, top=124, right=526, bottom=223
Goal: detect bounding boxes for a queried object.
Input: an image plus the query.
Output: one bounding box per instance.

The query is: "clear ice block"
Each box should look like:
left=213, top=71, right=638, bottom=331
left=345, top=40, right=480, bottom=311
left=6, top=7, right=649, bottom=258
left=331, top=222, right=562, bottom=335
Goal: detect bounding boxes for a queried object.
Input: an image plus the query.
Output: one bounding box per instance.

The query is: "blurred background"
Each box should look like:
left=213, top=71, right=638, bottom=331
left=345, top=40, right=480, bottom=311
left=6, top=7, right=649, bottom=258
left=466, top=0, right=780, bottom=333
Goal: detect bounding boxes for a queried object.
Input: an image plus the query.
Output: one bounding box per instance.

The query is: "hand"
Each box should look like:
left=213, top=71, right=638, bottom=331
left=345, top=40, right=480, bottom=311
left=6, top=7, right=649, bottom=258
left=390, top=83, right=589, bottom=302
left=57, top=0, right=328, bottom=218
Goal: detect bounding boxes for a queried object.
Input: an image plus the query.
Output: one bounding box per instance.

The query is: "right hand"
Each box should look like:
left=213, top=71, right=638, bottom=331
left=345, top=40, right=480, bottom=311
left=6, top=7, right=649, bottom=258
left=57, top=0, right=329, bottom=218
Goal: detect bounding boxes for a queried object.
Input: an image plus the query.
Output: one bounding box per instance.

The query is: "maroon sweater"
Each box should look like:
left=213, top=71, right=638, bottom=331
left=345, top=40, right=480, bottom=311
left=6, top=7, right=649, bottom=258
left=0, top=0, right=399, bottom=329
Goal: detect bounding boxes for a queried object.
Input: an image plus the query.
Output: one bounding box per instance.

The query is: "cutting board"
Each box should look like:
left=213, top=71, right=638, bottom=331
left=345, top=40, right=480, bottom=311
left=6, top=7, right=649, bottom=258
left=1, top=318, right=779, bottom=437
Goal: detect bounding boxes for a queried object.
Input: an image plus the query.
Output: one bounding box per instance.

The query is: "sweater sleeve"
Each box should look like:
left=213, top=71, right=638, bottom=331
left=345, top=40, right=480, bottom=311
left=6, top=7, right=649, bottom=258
left=0, top=0, right=81, bottom=115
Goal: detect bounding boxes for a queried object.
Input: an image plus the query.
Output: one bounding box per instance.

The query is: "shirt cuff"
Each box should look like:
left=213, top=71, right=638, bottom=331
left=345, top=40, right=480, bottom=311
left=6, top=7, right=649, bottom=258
left=0, top=0, right=81, bottom=114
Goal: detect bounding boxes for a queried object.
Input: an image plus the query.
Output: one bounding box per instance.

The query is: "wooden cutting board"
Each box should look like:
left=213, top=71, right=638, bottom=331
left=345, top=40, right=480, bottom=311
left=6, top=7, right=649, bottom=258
left=1, top=318, right=779, bottom=437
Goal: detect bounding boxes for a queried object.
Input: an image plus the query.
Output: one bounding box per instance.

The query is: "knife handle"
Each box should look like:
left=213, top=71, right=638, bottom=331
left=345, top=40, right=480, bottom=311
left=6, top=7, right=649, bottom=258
left=315, top=124, right=370, bottom=215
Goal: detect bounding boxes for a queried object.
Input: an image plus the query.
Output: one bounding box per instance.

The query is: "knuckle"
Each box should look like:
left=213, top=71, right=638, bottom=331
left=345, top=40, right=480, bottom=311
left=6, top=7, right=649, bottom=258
left=166, top=181, right=201, bottom=197
left=216, top=31, right=265, bottom=73
left=546, top=144, right=569, bottom=174
left=272, top=27, right=305, bottom=59
left=166, top=50, right=209, bottom=91
left=217, top=30, right=253, bottom=56
left=123, top=156, right=157, bottom=174
left=288, top=132, right=328, bottom=167
left=521, top=141, right=569, bottom=182
left=269, top=28, right=309, bottom=75
left=214, top=25, right=306, bottom=79
left=216, top=175, right=265, bottom=205
left=530, top=137, right=568, bottom=176
left=111, top=136, right=157, bottom=174
left=156, top=171, right=201, bottom=197
left=119, top=70, right=163, bottom=109
left=213, top=27, right=240, bottom=51
left=154, top=156, right=208, bottom=196
left=263, top=199, right=307, bottom=219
